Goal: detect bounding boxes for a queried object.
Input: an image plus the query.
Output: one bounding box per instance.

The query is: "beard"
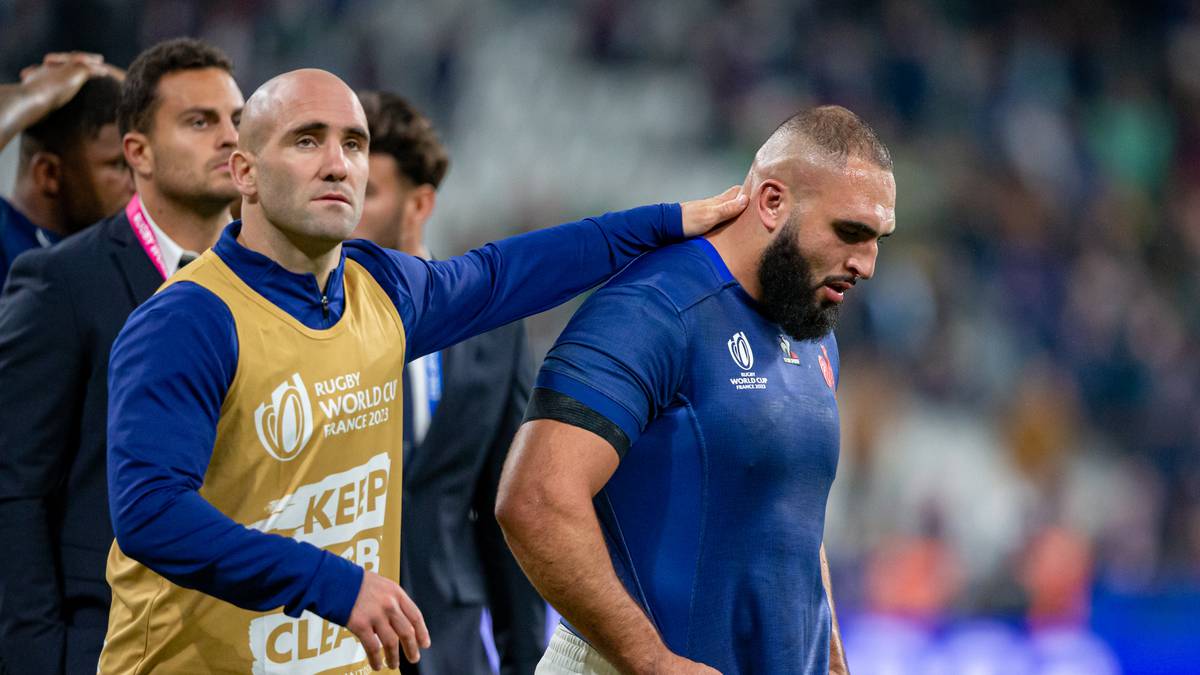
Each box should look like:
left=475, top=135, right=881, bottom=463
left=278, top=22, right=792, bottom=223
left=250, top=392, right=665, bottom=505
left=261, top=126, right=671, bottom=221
left=757, top=217, right=842, bottom=341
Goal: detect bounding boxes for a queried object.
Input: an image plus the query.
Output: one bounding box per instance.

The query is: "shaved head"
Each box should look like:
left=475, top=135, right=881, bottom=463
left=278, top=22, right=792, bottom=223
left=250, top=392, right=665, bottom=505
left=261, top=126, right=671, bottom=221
left=239, top=69, right=367, bottom=154
left=749, top=105, right=892, bottom=193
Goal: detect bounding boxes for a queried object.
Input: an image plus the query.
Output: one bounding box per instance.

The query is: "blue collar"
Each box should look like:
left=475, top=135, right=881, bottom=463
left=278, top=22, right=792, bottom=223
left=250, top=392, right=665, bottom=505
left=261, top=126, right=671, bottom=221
left=1, top=198, right=62, bottom=248
left=687, top=237, right=735, bottom=284
left=212, top=221, right=347, bottom=327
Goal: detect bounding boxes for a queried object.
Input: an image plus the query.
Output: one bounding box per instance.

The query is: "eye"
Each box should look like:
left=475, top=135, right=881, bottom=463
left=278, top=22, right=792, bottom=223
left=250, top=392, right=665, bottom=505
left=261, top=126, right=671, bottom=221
left=296, top=136, right=317, bottom=148
left=344, top=139, right=362, bottom=151
left=189, top=117, right=208, bottom=130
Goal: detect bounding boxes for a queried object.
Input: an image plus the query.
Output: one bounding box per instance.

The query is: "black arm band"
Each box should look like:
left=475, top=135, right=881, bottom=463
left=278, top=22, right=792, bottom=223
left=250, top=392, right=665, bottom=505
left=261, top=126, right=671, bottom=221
left=524, top=387, right=631, bottom=458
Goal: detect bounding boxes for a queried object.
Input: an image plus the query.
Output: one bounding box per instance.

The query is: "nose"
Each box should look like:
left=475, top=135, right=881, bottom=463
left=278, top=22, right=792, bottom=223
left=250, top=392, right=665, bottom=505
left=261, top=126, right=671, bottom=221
left=846, top=243, right=878, bottom=280
left=320, top=143, right=349, bottom=182
left=216, top=115, right=238, bottom=149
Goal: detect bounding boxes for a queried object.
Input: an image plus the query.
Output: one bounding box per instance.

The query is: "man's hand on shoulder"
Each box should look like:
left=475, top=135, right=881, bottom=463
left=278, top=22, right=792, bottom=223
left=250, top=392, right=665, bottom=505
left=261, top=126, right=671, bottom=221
left=679, top=185, right=747, bottom=237
left=346, top=570, right=431, bottom=671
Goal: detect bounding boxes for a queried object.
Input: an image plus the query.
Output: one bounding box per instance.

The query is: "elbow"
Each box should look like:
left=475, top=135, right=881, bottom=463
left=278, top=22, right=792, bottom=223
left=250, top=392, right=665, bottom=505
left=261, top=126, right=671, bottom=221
left=494, top=484, right=524, bottom=537
left=113, top=517, right=153, bottom=563
left=495, top=477, right=544, bottom=545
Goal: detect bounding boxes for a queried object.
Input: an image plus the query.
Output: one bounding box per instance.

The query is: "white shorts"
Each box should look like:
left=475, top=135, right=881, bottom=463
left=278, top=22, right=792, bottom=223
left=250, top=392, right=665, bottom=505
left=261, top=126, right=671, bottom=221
left=535, top=624, right=622, bottom=675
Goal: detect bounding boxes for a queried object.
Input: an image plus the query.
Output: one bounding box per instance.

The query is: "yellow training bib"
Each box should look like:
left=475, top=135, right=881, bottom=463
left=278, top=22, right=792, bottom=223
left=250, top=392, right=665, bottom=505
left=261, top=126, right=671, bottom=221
left=101, top=251, right=407, bottom=674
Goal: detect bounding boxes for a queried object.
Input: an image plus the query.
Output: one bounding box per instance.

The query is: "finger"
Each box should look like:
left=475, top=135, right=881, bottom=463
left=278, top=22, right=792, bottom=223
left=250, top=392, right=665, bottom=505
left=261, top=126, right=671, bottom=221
left=101, top=63, right=127, bottom=81
left=42, top=53, right=72, bottom=65
left=66, top=51, right=104, bottom=64
left=386, top=604, right=421, bottom=663
left=394, top=620, right=420, bottom=664
left=375, top=618, right=402, bottom=670
left=396, top=591, right=431, bottom=649
left=352, top=628, right=384, bottom=671
left=713, top=192, right=749, bottom=220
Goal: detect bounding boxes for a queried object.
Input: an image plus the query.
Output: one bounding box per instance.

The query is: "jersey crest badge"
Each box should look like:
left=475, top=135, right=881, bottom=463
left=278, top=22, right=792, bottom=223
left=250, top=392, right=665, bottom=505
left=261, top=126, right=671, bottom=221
left=727, top=331, right=754, bottom=370
left=254, top=373, right=315, bottom=461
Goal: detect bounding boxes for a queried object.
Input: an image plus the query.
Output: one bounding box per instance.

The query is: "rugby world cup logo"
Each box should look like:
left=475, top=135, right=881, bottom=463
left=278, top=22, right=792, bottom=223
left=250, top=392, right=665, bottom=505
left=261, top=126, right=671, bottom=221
left=254, top=373, right=315, bottom=461
left=727, top=331, right=755, bottom=371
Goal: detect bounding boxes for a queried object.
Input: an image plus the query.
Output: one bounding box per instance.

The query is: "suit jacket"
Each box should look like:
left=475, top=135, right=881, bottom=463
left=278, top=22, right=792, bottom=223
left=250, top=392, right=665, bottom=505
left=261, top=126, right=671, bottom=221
left=400, top=321, right=545, bottom=675
left=0, top=212, right=162, bottom=674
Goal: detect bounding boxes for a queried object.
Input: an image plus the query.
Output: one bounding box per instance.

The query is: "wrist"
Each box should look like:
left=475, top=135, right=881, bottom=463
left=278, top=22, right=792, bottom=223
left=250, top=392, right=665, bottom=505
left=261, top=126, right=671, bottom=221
left=664, top=202, right=684, bottom=241
left=608, top=636, right=673, bottom=675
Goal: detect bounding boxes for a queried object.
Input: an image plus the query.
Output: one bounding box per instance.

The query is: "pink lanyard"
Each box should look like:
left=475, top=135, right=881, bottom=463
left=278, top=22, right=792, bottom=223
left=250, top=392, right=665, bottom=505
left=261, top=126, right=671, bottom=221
left=124, top=194, right=168, bottom=280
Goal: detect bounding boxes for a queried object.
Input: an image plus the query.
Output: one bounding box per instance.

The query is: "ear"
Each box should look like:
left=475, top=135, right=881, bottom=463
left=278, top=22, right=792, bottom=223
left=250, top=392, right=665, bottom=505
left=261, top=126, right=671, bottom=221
left=756, top=179, right=788, bottom=234
left=404, top=184, right=437, bottom=231
left=229, top=149, right=258, bottom=201
left=123, top=132, right=153, bottom=179
left=29, top=152, right=62, bottom=197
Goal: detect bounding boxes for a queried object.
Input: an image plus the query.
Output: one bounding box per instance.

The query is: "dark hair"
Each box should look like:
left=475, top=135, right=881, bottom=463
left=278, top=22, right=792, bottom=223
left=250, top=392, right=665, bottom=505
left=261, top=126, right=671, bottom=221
left=776, top=105, right=893, bottom=171
left=20, top=75, right=122, bottom=163
left=358, top=90, right=449, bottom=188
left=118, top=37, right=233, bottom=136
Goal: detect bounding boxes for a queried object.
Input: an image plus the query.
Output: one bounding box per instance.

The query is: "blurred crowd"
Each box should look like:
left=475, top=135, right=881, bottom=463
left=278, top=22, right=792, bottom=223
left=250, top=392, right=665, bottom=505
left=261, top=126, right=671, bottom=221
left=4, top=0, right=1199, bottom=671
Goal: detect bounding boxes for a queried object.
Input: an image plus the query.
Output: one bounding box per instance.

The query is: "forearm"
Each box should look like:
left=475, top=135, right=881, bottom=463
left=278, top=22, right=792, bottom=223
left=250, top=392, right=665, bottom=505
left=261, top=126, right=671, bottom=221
left=500, top=496, right=669, bottom=673
left=821, top=543, right=849, bottom=674
left=110, top=475, right=363, bottom=624
left=0, top=82, right=55, bottom=152
left=404, top=204, right=682, bottom=357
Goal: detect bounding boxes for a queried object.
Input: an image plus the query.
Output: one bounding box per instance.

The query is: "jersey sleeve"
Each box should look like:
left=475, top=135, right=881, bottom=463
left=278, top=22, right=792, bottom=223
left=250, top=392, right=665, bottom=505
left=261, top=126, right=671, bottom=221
left=530, top=282, right=688, bottom=456
left=107, top=282, right=363, bottom=625
left=348, top=203, right=682, bottom=359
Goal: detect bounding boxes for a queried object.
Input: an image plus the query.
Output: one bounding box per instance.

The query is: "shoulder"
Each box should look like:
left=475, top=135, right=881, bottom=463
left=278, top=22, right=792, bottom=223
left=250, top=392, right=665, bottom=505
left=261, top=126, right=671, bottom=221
left=140, top=279, right=231, bottom=319
left=125, top=280, right=235, bottom=341
left=343, top=238, right=420, bottom=277
left=598, top=241, right=731, bottom=315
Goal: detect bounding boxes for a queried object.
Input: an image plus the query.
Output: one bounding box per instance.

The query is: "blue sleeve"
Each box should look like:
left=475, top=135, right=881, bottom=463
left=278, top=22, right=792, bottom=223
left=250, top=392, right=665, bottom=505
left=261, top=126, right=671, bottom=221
left=348, top=203, right=683, bottom=359
left=107, top=282, right=363, bottom=625
left=536, top=282, right=688, bottom=447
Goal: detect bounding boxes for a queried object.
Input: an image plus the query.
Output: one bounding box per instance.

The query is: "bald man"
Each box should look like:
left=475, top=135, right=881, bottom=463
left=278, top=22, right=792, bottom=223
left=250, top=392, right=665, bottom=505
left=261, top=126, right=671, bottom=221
left=99, top=68, right=745, bottom=674
left=496, top=106, right=896, bottom=675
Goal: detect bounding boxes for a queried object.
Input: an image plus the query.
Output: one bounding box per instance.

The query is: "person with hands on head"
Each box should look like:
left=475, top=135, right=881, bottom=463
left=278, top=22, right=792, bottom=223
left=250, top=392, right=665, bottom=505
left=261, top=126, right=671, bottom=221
left=496, top=105, right=895, bottom=675
left=100, top=67, right=745, bottom=674
left=0, top=51, right=130, bottom=282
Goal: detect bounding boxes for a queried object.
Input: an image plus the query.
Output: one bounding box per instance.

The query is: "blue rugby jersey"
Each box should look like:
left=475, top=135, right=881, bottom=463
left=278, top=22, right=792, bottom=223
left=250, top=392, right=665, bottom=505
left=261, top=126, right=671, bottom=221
left=536, top=238, right=841, bottom=674
left=105, top=203, right=682, bottom=627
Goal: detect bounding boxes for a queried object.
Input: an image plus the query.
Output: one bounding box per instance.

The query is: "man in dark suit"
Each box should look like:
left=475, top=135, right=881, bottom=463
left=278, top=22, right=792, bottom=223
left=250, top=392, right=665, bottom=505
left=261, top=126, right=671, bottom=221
left=0, top=38, right=243, bottom=674
left=356, top=90, right=546, bottom=675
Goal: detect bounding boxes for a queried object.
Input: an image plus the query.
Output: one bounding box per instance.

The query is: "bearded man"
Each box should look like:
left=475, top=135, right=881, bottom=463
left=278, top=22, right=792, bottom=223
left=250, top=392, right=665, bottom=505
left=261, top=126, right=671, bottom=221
left=497, top=105, right=896, bottom=675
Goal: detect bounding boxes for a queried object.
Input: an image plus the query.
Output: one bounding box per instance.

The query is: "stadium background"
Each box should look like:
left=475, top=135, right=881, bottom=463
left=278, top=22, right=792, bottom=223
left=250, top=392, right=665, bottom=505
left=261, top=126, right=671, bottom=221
left=3, top=0, right=1199, bottom=672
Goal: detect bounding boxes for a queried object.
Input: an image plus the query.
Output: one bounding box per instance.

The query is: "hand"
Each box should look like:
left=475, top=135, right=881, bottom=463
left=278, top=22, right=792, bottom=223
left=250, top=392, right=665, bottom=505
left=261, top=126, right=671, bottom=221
left=679, top=185, right=748, bottom=237
left=346, top=570, right=431, bottom=671
left=18, top=52, right=113, bottom=113
left=652, top=651, right=722, bottom=674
